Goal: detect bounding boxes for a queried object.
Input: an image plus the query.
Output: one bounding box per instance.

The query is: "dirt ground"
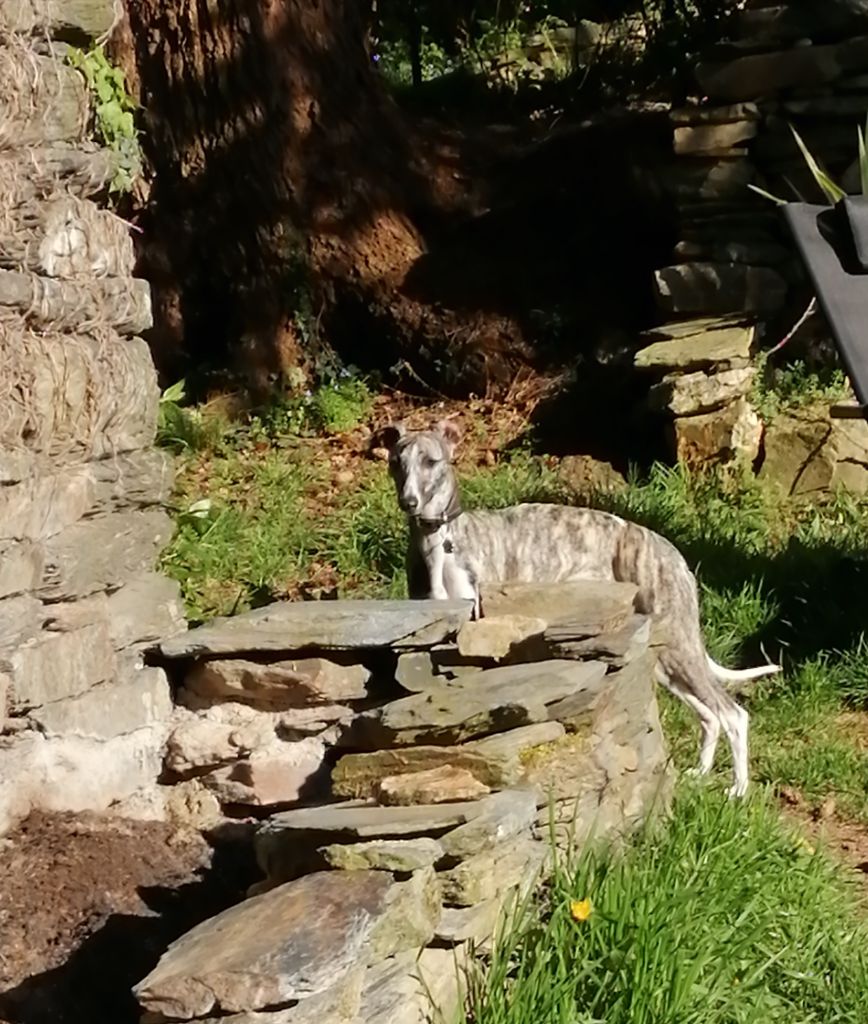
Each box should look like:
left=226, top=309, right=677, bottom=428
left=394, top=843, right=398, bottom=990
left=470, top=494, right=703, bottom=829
left=778, top=792, right=868, bottom=909
left=0, top=812, right=259, bottom=1024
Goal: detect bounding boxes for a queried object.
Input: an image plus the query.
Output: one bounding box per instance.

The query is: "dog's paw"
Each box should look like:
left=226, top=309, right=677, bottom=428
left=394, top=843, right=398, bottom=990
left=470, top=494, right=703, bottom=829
left=726, top=780, right=749, bottom=799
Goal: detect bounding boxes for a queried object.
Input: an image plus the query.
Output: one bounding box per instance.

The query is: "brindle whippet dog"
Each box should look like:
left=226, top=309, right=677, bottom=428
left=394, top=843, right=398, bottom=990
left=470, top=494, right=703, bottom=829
left=382, top=420, right=781, bottom=798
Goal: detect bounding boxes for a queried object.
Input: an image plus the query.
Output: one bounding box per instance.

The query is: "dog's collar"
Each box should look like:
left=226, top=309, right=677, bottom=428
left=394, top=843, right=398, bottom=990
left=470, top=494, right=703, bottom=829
left=409, top=507, right=464, bottom=530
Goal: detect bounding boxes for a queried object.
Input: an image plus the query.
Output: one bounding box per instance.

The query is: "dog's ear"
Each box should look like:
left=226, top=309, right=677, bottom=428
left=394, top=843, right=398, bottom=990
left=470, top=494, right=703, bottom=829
left=435, top=418, right=462, bottom=457
left=378, top=423, right=405, bottom=451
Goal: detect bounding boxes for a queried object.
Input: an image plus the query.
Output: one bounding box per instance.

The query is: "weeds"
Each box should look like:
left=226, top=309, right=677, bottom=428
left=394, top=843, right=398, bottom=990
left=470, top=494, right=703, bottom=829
left=464, top=787, right=868, bottom=1024
left=752, top=358, right=852, bottom=423
left=66, top=45, right=141, bottom=193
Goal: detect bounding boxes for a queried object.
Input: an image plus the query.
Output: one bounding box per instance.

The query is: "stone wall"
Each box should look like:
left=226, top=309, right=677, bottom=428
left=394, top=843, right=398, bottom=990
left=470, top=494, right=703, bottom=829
left=132, top=582, right=669, bottom=1024
left=0, top=6, right=186, bottom=832
left=635, top=0, right=868, bottom=480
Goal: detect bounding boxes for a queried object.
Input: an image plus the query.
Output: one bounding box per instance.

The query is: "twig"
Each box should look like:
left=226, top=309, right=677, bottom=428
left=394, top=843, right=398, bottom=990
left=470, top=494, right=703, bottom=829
left=767, top=297, right=818, bottom=355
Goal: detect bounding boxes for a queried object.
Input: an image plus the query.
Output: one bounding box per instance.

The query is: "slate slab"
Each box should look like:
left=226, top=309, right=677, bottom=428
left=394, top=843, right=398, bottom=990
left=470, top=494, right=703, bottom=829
left=332, top=721, right=566, bottom=798
left=160, top=599, right=474, bottom=657
left=133, top=869, right=439, bottom=1020
left=439, top=789, right=537, bottom=860
left=257, top=801, right=485, bottom=881
left=343, top=660, right=608, bottom=748
left=376, top=765, right=490, bottom=806
left=481, top=581, right=638, bottom=634
left=439, top=837, right=546, bottom=906
left=320, top=837, right=444, bottom=872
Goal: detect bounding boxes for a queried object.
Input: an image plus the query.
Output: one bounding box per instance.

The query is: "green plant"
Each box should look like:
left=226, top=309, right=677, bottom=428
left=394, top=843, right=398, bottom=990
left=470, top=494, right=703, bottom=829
left=751, top=358, right=852, bottom=422
left=464, top=786, right=868, bottom=1024
left=66, top=45, right=141, bottom=193
left=749, top=118, right=868, bottom=206
left=156, top=380, right=225, bottom=453
left=307, top=374, right=374, bottom=435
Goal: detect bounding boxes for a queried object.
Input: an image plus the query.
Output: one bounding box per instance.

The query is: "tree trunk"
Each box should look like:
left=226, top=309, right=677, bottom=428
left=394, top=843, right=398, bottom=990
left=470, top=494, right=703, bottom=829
left=116, top=0, right=526, bottom=393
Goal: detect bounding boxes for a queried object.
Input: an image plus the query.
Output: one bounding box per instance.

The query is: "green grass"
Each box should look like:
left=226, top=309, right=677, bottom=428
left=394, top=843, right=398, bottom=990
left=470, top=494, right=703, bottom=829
left=464, top=787, right=868, bottom=1024
left=751, top=359, right=852, bottom=423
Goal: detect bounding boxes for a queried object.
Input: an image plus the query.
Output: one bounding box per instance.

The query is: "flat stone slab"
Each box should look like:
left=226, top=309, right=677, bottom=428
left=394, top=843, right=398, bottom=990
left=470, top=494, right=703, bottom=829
left=439, top=836, right=546, bottom=907
left=332, top=721, right=566, bottom=798
left=356, top=947, right=468, bottom=1024
left=481, top=581, right=638, bottom=635
left=439, top=789, right=537, bottom=859
left=257, top=801, right=486, bottom=881
left=343, top=659, right=608, bottom=748
left=134, top=869, right=440, bottom=1020
left=184, top=656, right=371, bottom=709
left=375, top=765, right=490, bottom=806
left=634, top=323, right=755, bottom=372
left=160, top=600, right=474, bottom=658
left=320, top=837, right=444, bottom=872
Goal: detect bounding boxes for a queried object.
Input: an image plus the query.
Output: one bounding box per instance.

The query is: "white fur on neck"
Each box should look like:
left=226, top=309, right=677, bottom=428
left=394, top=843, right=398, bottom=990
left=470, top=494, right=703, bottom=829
left=417, top=523, right=478, bottom=611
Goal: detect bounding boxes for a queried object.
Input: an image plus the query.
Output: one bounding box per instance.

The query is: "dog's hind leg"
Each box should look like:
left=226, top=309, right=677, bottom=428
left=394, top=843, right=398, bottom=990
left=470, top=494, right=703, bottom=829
left=656, top=664, right=721, bottom=776
left=717, top=699, right=749, bottom=798
left=657, top=656, right=750, bottom=797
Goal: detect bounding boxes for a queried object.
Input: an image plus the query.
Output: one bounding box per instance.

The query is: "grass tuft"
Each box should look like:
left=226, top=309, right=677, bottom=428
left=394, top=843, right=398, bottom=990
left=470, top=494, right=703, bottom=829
left=464, top=787, right=868, bottom=1024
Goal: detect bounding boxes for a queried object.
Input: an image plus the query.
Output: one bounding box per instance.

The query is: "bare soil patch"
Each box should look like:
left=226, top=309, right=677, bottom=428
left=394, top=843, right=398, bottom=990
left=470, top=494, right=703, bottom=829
left=0, top=812, right=259, bottom=1024
left=779, top=789, right=868, bottom=909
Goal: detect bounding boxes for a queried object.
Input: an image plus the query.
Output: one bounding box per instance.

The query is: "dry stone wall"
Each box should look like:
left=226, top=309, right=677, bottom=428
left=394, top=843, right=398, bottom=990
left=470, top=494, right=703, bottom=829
left=637, top=0, right=868, bottom=481
left=135, top=583, right=670, bottom=1024
left=0, top=5, right=186, bottom=832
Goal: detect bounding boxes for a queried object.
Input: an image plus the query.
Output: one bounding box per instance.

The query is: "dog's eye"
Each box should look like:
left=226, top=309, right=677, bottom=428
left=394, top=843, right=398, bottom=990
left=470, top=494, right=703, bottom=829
left=422, top=456, right=438, bottom=468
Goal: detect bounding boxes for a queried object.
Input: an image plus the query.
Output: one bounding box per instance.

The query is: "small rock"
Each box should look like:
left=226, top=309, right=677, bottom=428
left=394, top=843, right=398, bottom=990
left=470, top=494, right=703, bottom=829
left=343, top=659, right=609, bottom=748
left=456, top=615, right=547, bottom=660
left=183, top=657, right=370, bottom=709
left=634, top=322, right=755, bottom=373
left=200, top=737, right=330, bottom=807
left=439, top=789, right=537, bottom=859
left=671, top=397, right=763, bottom=466
left=165, top=705, right=276, bottom=773
left=434, top=892, right=513, bottom=946
left=482, top=580, right=637, bottom=635
left=556, top=455, right=626, bottom=497
left=648, top=367, right=756, bottom=417
left=670, top=102, right=760, bottom=126
left=465, top=721, right=567, bottom=785
left=356, top=946, right=468, bottom=1024
left=165, top=780, right=224, bottom=831
left=257, top=802, right=485, bottom=883
left=673, top=119, right=758, bottom=155
left=394, top=651, right=441, bottom=693
left=375, top=765, right=490, bottom=806
left=320, top=837, right=444, bottom=872
left=191, top=968, right=364, bottom=1024
left=439, top=837, right=546, bottom=907
left=652, top=263, right=786, bottom=317
left=332, top=746, right=498, bottom=799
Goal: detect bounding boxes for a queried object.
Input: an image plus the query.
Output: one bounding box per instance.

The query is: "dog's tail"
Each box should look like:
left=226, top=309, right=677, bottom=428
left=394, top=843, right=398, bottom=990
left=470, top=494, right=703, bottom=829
left=707, top=655, right=782, bottom=693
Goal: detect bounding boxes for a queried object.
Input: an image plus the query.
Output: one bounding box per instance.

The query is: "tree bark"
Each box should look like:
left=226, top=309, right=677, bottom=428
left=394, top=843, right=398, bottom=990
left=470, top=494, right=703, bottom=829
left=114, top=0, right=528, bottom=393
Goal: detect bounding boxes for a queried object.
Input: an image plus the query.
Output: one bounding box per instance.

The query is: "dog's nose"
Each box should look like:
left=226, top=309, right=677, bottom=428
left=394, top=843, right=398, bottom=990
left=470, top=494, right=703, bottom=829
left=401, top=495, right=419, bottom=512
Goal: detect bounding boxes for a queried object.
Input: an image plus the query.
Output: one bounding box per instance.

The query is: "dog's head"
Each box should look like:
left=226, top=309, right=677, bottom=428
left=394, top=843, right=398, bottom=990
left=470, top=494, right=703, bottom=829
left=380, top=420, right=461, bottom=520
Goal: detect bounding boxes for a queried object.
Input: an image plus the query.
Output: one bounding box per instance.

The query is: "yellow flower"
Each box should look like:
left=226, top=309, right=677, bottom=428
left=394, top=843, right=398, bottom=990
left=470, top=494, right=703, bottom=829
left=570, top=897, right=593, bottom=922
